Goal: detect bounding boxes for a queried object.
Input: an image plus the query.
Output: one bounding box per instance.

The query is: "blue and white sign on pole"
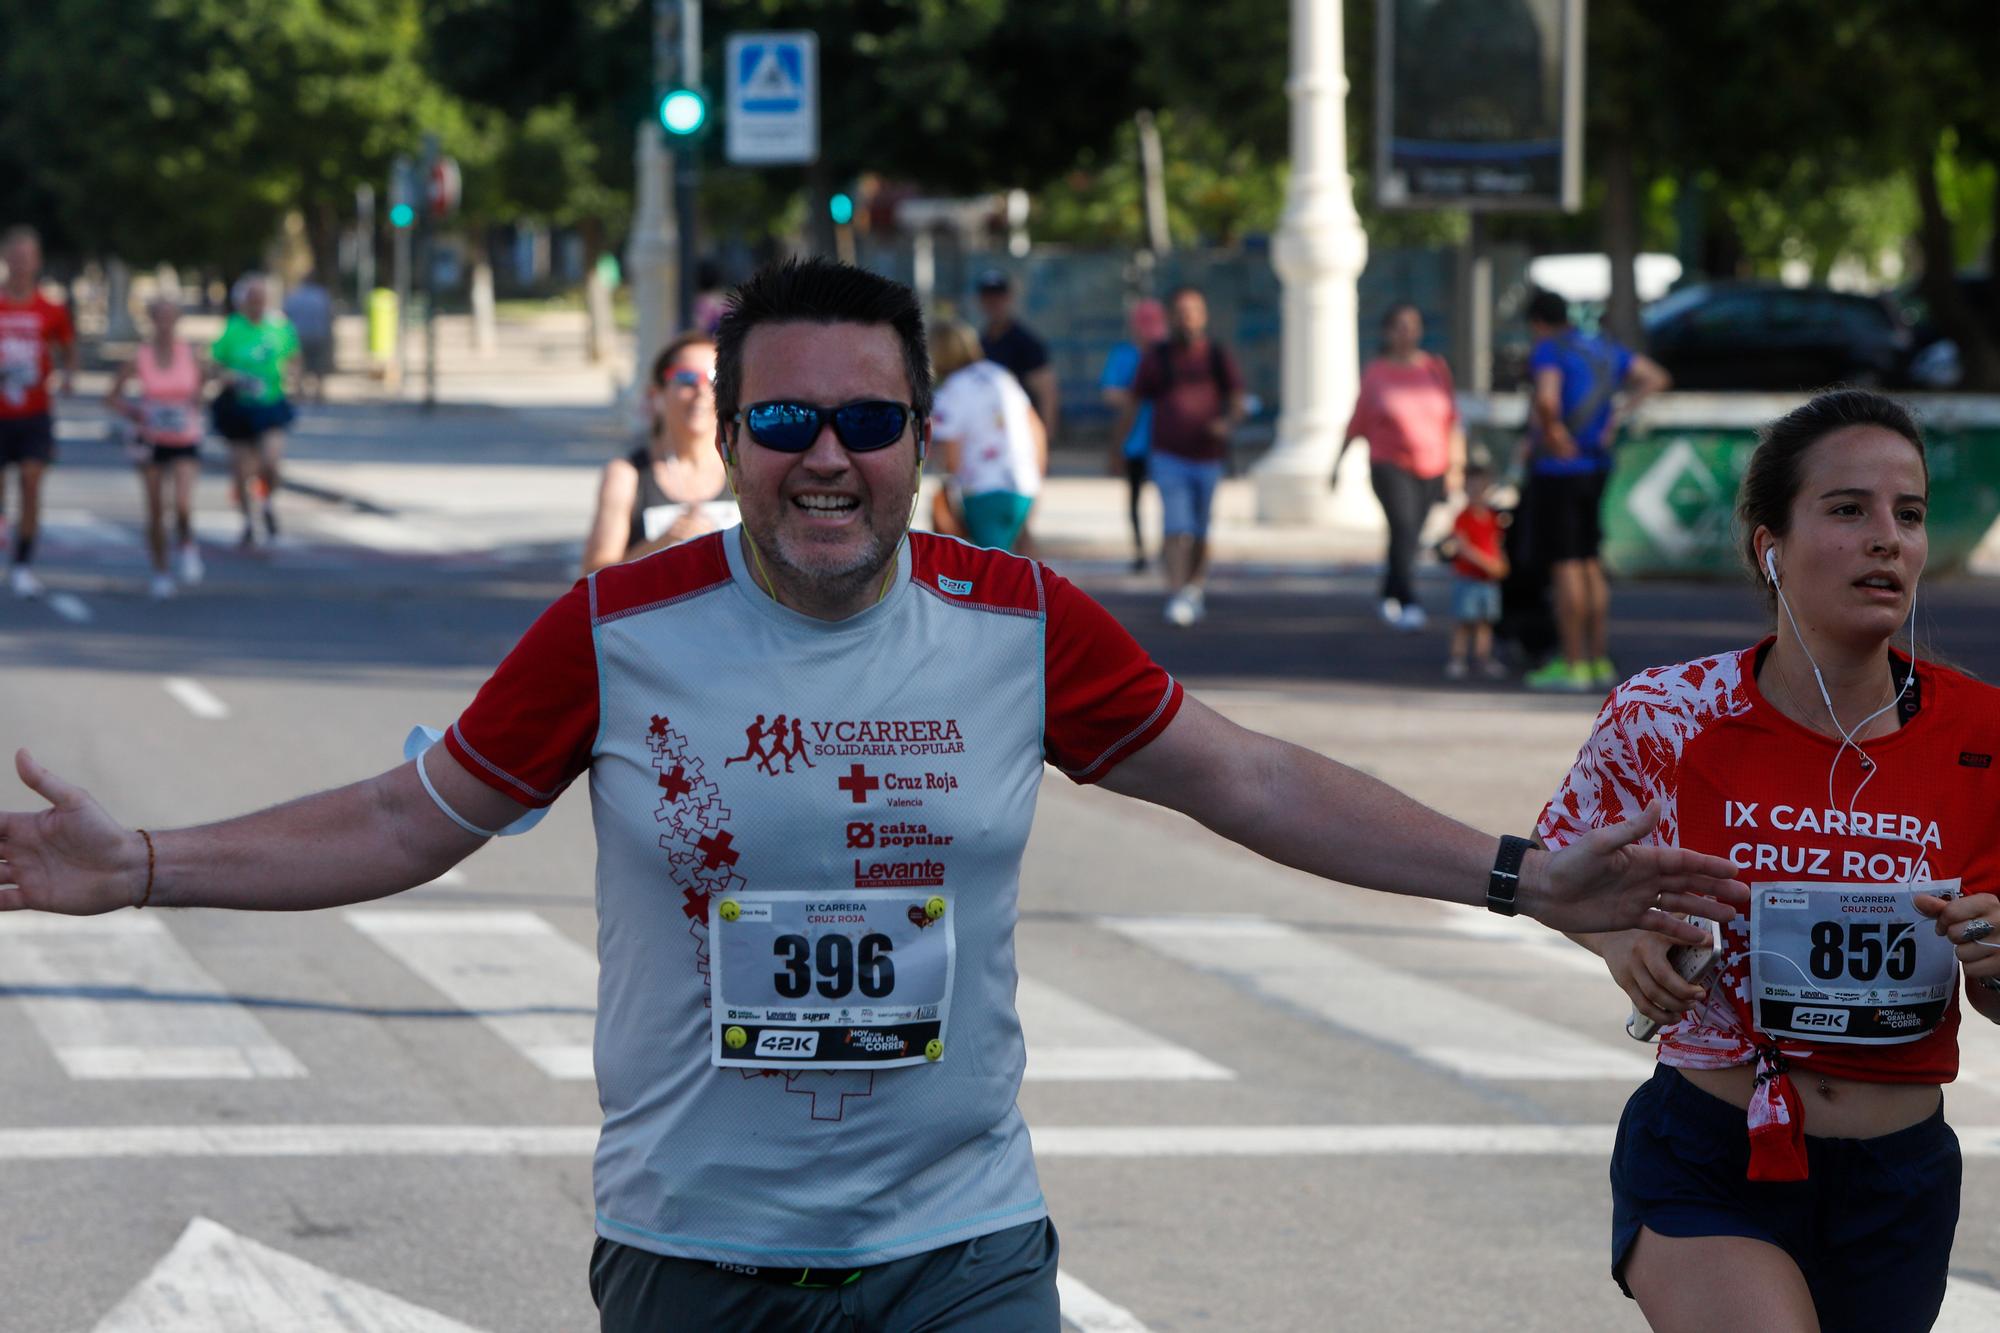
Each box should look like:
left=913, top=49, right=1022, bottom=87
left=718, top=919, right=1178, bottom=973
left=725, top=31, right=818, bottom=166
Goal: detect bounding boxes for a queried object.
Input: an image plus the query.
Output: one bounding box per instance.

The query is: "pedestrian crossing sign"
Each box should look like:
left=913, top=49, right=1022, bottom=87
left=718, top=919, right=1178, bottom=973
left=726, top=31, right=818, bottom=165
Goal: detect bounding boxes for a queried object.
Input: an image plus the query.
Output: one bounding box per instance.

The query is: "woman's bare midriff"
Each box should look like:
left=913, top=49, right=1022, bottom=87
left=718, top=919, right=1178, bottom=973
left=1678, top=1063, right=1942, bottom=1139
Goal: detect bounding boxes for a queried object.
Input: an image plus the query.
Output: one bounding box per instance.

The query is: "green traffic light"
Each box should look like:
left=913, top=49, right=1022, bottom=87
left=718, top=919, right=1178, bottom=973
left=390, top=203, right=415, bottom=229
left=829, top=193, right=855, bottom=226
left=660, top=89, right=707, bottom=136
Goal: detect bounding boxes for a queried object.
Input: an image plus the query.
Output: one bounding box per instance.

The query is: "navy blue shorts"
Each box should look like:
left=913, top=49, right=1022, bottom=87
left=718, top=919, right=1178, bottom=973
left=1610, top=1065, right=1959, bottom=1332
left=211, top=390, right=295, bottom=442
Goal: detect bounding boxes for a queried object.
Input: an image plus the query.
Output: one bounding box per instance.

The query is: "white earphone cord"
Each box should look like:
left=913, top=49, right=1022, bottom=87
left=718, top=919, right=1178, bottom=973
left=1767, top=549, right=1919, bottom=844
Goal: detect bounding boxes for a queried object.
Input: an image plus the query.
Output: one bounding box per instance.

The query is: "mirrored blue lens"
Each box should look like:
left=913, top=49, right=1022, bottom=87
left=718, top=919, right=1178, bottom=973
left=741, top=401, right=910, bottom=453
left=744, top=402, right=822, bottom=452
left=831, top=401, right=909, bottom=451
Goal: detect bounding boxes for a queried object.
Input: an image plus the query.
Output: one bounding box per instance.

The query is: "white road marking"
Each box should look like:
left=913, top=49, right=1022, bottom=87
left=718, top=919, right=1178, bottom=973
left=44, top=508, right=142, bottom=550
left=0, top=914, right=305, bottom=1079
left=345, top=909, right=596, bottom=1079
left=1937, top=1276, right=2000, bottom=1330
left=0, top=1125, right=598, bottom=1160
left=1434, top=908, right=1610, bottom=975
left=1018, top=975, right=1232, bottom=1082
left=162, top=677, right=230, bottom=720
left=1031, top=1124, right=1616, bottom=1157
left=1102, top=914, right=1655, bottom=1081
left=1057, top=1271, right=1154, bottom=1333
left=49, top=591, right=92, bottom=623
left=93, top=1216, right=486, bottom=1333
left=10, top=1120, right=2000, bottom=1162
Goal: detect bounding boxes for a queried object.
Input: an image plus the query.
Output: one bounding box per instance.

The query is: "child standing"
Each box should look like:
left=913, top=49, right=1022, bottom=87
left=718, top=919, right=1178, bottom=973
left=1444, top=461, right=1508, bottom=680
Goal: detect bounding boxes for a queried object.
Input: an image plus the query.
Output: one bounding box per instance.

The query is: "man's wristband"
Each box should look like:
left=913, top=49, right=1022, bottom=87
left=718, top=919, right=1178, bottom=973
left=1488, top=835, right=1533, bottom=916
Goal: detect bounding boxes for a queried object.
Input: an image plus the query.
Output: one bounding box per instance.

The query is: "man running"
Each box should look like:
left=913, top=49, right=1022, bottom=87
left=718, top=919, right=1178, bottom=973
left=0, top=259, right=1747, bottom=1333
left=0, top=226, right=77, bottom=598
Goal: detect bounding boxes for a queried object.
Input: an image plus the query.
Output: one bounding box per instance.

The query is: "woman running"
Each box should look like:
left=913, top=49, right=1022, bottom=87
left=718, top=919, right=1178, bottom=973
left=580, top=333, right=733, bottom=575
left=107, top=298, right=207, bottom=598
left=209, top=273, right=298, bottom=546
left=1542, top=389, right=2000, bottom=1333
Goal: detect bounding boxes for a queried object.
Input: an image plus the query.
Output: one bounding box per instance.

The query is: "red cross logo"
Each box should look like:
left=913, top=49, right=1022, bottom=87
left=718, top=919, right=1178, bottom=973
left=697, top=831, right=740, bottom=870
left=838, top=763, right=880, bottom=805
left=649, top=715, right=671, bottom=737
left=658, top=765, right=693, bottom=802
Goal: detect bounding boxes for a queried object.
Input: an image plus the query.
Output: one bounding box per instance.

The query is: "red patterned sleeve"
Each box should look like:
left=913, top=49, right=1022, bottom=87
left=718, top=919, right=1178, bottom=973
left=443, top=580, right=599, bottom=808
left=1043, top=567, right=1183, bottom=783
left=1536, top=692, right=1656, bottom=850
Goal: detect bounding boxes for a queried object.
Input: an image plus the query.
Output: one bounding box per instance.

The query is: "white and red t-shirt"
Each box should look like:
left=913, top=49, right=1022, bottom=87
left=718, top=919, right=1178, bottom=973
left=1539, top=640, right=2000, bottom=1084
left=0, top=292, right=74, bottom=419
left=442, top=529, right=1181, bottom=1267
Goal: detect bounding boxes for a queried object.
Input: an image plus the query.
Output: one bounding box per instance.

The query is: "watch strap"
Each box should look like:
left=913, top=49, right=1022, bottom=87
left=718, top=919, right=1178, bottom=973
left=1488, top=835, right=1533, bottom=916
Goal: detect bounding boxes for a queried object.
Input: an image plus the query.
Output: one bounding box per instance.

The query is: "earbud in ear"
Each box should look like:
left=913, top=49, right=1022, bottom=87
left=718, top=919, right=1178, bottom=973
left=1764, top=547, right=1779, bottom=585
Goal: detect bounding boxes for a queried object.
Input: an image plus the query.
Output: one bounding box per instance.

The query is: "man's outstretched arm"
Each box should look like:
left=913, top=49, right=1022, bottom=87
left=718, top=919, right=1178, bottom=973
left=0, top=746, right=532, bottom=916
left=1097, top=697, right=1747, bottom=941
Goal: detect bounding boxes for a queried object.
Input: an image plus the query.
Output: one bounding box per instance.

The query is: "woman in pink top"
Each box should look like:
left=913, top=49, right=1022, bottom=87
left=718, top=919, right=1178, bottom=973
left=1336, top=302, right=1467, bottom=631
left=107, top=299, right=208, bottom=598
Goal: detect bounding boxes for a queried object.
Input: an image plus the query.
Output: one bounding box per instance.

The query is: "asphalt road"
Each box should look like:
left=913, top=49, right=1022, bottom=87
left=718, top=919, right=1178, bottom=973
left=6, top=426, right=2000, bottom=1332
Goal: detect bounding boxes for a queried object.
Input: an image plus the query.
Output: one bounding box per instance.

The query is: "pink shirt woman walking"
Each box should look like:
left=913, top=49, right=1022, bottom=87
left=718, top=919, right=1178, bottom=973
left=1337, top=302, right=1466, bottom=631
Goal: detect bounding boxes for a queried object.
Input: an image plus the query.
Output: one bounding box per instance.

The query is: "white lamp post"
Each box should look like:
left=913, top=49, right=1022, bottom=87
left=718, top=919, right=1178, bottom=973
left=1256, top=0, right=1368, bottom=525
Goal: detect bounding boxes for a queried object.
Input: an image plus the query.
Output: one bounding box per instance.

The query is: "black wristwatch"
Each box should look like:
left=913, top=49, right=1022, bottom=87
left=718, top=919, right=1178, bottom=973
left=1488, top=835, right=1534, bottom=916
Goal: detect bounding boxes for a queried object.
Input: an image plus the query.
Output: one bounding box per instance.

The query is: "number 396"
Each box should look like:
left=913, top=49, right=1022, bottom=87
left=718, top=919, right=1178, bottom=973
left=1808, top=921, right=1917, bottom=983
left=773, top=933, right=895, bottom=999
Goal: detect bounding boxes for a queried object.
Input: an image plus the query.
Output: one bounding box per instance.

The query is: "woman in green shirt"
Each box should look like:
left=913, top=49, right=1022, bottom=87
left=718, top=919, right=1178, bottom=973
left=209, top=273, right=299, bottom=545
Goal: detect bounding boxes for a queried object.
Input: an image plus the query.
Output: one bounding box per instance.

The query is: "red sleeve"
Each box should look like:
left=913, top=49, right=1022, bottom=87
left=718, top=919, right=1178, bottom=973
left=1042, top=567, right=1183, bottom=782
left=49, top=302, right=74, bottom=347
left=443, top=580, right=598, bottom=807
left=1536, top=693, right=1655, bottom=851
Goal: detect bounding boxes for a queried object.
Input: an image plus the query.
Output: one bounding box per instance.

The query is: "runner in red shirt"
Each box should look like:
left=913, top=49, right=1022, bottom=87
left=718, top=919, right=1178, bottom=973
left=1543, top=389, right=2000, bottom=1333
left=0, top=226, right=78, bottom=599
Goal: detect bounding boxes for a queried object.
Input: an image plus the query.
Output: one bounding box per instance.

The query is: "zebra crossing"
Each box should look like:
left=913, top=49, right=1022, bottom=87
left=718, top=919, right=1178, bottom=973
left=9, top=902, right=2000, bottom=1332
left=0, top=902, right=1667, bottom=1090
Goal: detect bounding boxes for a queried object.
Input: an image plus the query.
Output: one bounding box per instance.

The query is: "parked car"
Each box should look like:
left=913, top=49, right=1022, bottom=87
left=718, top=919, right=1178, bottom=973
left=1898, top=274, right=1999, bottom=389
left=1640, top=281, right=1912, bottom=390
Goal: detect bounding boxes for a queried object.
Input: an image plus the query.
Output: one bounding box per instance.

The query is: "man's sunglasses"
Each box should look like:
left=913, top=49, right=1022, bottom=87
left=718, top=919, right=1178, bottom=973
left=733, top=400, right=916, bottom=453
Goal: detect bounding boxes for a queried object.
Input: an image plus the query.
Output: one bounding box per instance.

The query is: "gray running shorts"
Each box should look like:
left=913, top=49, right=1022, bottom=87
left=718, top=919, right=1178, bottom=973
left=590, top=1217, right=1060, bottom=1333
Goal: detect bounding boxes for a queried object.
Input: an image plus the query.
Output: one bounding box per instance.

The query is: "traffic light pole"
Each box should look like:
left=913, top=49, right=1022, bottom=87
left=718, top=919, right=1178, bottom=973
left=676, top=146, right=698, bottom=332
left=421, top=133, right=441, bottom=412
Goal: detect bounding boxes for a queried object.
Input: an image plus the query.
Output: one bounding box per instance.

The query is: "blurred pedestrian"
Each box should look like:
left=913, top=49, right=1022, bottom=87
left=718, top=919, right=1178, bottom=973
left=1441, top=458, right=1508, bottom=680
left=1336, top=302, right=1465, bottom=631
left=0, top=225, right=77, bottom=598
left=107, top=298, right=209, bottom=598
left=282, top=270, right=335, bottom=404
left=975, top=270, right=1059, bottom=443
left=929, top=321, right=1045, bottom=553
left=1101, top=297, right=1168, bottom=572
left=581, top=333, right=734, bottom=575
left=209, top=273, right=299, bottom=547
left=1134, top=285, right=1246, bottom=627
left=1517, top=288, right=1671, bottom=692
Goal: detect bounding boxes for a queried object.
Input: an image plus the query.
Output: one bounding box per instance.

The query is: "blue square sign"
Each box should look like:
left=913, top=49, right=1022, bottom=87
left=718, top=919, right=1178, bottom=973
left=726, top=31, right=818, bottom=165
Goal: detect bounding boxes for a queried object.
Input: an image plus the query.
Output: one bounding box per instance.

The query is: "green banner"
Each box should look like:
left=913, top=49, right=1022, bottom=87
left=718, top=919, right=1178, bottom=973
left=1466, top=394, right=2000, bottom=579
left=1599, top=427, right=2000, bottom=578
